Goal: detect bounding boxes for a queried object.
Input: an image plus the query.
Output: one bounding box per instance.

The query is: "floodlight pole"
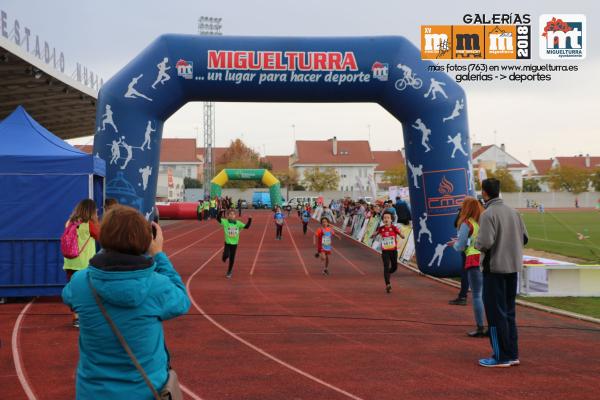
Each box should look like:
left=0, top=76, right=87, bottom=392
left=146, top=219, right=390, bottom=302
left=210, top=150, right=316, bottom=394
left=198, top=16, right=223, bottom=198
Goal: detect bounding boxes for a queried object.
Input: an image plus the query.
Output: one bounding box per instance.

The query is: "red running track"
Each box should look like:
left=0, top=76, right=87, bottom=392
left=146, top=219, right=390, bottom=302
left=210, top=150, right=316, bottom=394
left=2, top=211, right=600, bottom=399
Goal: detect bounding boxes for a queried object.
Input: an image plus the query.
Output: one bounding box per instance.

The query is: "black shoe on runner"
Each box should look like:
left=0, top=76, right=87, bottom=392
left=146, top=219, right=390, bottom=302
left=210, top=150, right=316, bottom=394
left=386, top=284, right=392, bottom=293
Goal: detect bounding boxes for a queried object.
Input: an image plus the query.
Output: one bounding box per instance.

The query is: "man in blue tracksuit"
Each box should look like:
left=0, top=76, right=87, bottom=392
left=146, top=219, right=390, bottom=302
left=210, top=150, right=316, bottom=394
left=476, top=178, right=528, bottom=368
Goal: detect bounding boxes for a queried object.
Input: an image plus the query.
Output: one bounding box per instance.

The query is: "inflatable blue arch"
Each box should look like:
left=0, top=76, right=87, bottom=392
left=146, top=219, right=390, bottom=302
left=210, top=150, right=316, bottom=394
left=93, top=35, right=475, bottom=277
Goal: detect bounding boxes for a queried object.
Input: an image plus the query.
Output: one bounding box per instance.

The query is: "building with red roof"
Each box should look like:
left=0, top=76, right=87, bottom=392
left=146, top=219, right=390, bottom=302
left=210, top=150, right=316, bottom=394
left=471, top=143, right=528, bottom=188
left=291, top=137, right=378, bottom=192
left=527, top=155, right=600, bottom=192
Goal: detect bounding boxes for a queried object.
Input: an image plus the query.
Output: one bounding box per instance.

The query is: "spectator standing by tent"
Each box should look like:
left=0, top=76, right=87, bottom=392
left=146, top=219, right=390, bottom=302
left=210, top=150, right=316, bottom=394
left=476, top=178, right=528, bottom=368
left=63, top=199, right=100, bottom=328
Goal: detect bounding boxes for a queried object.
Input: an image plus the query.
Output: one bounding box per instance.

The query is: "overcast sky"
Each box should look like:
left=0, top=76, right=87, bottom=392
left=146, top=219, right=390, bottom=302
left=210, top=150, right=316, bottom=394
left=2, top=0, right=598, bottom=164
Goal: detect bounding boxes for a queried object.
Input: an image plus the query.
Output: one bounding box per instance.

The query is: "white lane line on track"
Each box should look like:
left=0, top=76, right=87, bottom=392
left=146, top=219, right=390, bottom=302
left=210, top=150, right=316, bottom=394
left=186, top=248, right=364, bottom=400
left=306, top=226, right=366, bottom=275
left=165, top=223, right=211, bottom=244
left=180, top=384, right=205, bottom=400
left=284, top=223, right=309, bottom=275
left=169, top=228, right=221, bottom=258
left=250, top=215, right=269, bottom=275
left=12, top=299, right=37, bottom=400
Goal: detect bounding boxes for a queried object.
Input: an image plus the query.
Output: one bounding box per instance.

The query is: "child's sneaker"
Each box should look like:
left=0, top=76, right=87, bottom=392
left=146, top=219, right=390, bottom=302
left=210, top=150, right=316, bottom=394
left=386, top=284, right=392, bottom=293
left=509, top=359, right=520, bottom=366
left=226, top=273, right=232, bottom=279
left=323, top=268, right=329, bottom=275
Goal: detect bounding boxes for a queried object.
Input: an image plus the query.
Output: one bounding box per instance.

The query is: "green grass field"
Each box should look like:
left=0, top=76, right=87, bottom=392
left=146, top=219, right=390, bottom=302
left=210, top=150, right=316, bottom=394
left=521, top=211, right=600, bottom=263
left=518, top=296, right=600, bottom=319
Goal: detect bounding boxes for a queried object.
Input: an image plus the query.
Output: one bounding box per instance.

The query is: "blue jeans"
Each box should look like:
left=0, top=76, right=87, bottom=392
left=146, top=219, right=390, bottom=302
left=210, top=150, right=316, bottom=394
left=467, top=267, right=484, bottom=327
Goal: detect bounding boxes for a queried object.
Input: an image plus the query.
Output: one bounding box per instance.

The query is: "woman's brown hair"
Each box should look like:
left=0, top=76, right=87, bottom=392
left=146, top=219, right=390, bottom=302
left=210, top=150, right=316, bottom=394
left=457, top=197, right=484, bottom=227
left=69, top=199, right=97, bottom=223
left=100, top=206, right=152, bottom=255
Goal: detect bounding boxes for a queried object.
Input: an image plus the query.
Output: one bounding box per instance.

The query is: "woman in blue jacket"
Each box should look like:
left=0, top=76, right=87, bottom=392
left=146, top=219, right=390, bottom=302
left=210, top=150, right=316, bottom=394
left=62, top=206, right=190, bottom=399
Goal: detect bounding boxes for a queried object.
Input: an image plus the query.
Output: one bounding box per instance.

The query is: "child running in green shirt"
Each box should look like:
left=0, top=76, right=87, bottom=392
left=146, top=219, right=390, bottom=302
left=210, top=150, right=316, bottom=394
left=217, top=209, right=252, bottom=278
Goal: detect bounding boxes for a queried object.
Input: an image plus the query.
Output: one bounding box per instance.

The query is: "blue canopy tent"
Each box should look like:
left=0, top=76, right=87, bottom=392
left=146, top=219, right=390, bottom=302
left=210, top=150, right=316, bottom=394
left=0, top=106, right=105, bottom=297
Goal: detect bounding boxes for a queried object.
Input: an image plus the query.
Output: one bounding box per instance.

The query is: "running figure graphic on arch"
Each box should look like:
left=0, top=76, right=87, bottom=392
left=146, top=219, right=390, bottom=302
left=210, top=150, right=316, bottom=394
left=120, top=137, right=134, bottom=170
left=141, top=121, right=156, bottom=151
left=407, top=160, right=423, bottom=189
left=125, top=74, right=153, bottom=101
left=412, top=118, right=432, bottom=153
left=417, top=212, right=433, bottom=244
left=424, top=78, right=448, bottom=100
left=428, top=243, right=447, bottom=267
left=151, top=58, right=171, bottom=89
left=447, top=132, right=468, bottom=158
left=443, top=99, right=465, bottom=122
left=97, top=104, right=118, bottom=133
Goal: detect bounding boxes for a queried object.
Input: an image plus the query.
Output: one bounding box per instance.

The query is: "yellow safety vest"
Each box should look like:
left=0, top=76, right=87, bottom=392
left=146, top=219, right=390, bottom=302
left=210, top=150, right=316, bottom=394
left=464, top=218, right=481, bottom=257
left=210, top=199, right=216, bottom=208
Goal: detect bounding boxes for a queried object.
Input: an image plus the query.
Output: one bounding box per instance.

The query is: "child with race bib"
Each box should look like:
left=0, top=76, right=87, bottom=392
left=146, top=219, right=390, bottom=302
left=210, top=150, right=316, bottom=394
left=301, top=205, right=311, bottom=235
left=371, top=210, right=405, bottom=293
left=217, top=209, right=252, bottom=278
left=314, top=216, right=335, bottom=275
left=274, top=206, right=284, bottom=240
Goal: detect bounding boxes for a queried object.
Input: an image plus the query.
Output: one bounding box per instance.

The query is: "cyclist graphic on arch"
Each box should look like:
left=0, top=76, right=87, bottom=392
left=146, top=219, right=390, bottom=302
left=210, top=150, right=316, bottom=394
left=395, top=64, right=423, bottom=91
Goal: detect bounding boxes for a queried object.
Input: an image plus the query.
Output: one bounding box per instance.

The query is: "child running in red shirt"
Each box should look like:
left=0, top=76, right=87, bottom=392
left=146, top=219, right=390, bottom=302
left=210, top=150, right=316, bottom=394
left=371, top=210, right=405, bottom=293
left=314, top=216, right=335, bottom=275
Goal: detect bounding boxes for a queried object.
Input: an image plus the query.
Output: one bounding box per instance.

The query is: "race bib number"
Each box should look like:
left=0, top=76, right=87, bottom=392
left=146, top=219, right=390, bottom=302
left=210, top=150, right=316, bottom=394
left=321, top=235, right=332, bottom=250
left=227, top=226, right=239, bottom=238
left=382, top=236, right=396, bottom=250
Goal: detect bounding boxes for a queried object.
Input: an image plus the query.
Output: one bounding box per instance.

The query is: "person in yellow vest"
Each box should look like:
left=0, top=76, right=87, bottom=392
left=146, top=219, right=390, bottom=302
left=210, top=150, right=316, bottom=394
left=202, top=198, right=210, bottom=220
left=197, top=200, right=203, bottom=221
left=63, top=199, right=100, bottom=328
left=209, top=197, right=217, bottom=219
left=447, top=197, right=486, bottom=338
